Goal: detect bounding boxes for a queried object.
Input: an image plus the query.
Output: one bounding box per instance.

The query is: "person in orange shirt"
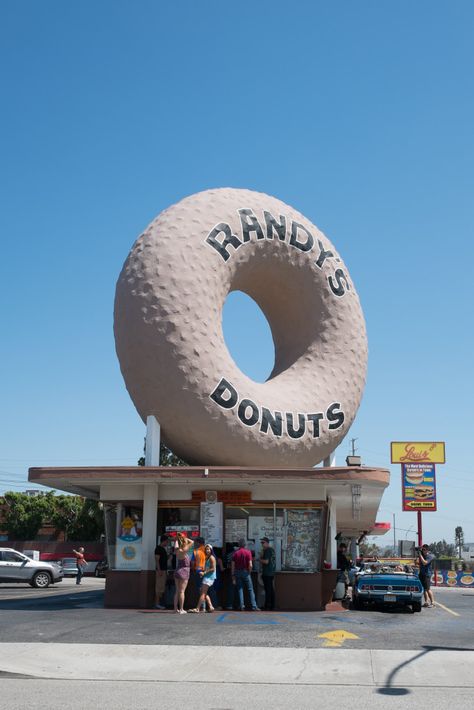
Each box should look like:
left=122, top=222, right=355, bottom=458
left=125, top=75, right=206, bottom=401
left=192, top=537, right=206, bottom=609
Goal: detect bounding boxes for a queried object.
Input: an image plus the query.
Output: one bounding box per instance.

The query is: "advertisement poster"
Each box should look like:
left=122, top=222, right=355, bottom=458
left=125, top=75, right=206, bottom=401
left=402, top=463, right=437, bottom=511
left=116, top=513, right=143, bottom=570
left=435, top=570, right=474, bottom=587
left=283, top=509, right=322, bottom=571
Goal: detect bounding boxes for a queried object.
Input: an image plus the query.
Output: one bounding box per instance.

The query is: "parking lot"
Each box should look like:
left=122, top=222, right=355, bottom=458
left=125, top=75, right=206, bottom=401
left=0, top=579, right=473, bottom=651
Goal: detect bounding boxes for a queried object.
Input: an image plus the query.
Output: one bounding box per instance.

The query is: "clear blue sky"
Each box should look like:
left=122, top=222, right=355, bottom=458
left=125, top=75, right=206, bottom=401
left=1, top=2, right=473, bottom=546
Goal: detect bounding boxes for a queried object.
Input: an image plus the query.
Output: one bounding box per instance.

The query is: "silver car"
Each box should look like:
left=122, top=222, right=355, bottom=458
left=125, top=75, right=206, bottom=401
left=0, top=548, right=64, bottom=588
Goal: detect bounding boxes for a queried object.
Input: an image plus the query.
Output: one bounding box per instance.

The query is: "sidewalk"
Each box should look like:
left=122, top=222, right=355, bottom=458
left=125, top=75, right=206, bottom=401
left=1, top=643, right=473, bottom=688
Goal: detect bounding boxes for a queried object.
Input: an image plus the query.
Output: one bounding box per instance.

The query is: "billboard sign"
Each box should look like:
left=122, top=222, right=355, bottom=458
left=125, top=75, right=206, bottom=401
left=402, top=463, right=437, bottom=511
left=391, top=442, right=445, bottom=464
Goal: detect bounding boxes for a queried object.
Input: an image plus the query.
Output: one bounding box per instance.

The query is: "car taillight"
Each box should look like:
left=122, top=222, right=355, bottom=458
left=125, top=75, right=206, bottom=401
left=406, top=585, right=419, bottom=592
left=360, top=584, right=373, bottom=590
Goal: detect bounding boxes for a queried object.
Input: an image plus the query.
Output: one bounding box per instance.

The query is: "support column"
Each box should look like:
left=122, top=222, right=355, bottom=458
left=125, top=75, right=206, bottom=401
left=142, top=483, right=159, bottom=570
left=327, top=497, right=338, bottom=569
left=145, top=415, right=161, bottom=466
left=116, top=504, right=123, bottom=538
left=114, top=503, right=123, bottom=569
left=324, top=451, right=336, bottom=467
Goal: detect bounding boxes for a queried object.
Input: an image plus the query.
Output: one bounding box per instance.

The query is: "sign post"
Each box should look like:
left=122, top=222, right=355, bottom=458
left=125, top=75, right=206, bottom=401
left=391, top=442, right=446, bottom=554
left=417, top=511, right=423, bottom=547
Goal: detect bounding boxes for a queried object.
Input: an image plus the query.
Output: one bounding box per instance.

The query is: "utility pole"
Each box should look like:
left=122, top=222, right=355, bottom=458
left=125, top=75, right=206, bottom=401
left=393, top=513, right=396, bottom=555
left=350, top=438, right=358, bottom=456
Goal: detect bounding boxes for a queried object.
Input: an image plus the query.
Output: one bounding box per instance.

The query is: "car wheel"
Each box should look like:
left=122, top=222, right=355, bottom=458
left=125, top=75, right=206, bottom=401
left=352, top=597, right=363, bottom=610
left=412, top=602, right=422, bottom=613
left=32, top=571, right=51, bottom=589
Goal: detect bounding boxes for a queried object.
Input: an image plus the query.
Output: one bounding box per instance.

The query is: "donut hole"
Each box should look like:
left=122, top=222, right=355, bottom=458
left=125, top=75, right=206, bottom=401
left=222, top=291, right=275, bottom=383
left=230, top=254, right=329, bottom=381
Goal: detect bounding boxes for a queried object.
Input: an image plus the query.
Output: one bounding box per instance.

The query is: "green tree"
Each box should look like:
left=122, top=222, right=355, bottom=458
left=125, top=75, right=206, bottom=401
left=50, top=496, right=104, bottom=541
left=138, top=442, right=187, bottom=467
left=429, top=540, right=456, bottom=557
left=2, top=491, right=55, bottom=540
left=455, top=526, right=464, bottom=558
left=359, top=542, right=381, bottom=558
left=72, top=499, right=104, bottom=541
left=50, top=495, right=84, bottom=541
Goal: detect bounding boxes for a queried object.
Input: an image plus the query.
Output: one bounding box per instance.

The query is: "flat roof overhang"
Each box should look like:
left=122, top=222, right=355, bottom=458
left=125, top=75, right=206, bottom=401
left=29, top=465, right=390, bottom=539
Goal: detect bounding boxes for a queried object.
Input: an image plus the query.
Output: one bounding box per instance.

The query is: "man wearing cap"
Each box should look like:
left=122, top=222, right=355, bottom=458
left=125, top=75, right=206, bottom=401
left=418, top=544, right=435, bottom=608
left=259, top=537, right=276, bottom=611
left=231, top=539, right=259, bottom=611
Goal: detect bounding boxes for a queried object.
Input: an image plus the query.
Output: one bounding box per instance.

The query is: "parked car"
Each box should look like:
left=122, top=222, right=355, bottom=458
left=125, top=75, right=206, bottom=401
left=0, top=548, right=63, bottom=588
left=352, top=562, right=423, bottom=612
left=94, top=558, right=108, bottom=577
left=60, top=557, right=80, bottom=576
left=60, top=557, right=98, bottom=577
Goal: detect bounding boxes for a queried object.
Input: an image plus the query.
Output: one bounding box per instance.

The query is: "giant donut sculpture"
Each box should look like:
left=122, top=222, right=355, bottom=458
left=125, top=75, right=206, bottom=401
left=114, top=188, right=367, bottom=467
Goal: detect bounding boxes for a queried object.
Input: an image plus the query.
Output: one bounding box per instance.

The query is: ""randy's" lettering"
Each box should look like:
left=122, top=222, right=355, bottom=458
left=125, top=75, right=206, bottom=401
left=205, top=208, right=350, bottom=298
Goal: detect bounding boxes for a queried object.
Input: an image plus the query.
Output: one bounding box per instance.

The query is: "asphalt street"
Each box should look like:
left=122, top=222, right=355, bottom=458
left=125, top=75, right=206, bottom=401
left=0, top=578, right=473, bottom=650
left=0, top=579, right=473, bottom=709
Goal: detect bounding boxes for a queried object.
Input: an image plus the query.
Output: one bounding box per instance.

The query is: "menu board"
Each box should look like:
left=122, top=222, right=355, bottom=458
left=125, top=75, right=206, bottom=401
left=283, top=509, right=322, bottom=571
left=200, top=502, right=223, bottom=547
left=225, top=518, right=247, bottom=543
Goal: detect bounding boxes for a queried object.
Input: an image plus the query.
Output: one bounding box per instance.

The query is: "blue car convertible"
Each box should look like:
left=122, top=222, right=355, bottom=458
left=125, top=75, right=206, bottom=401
left=352, top=562, right=424, bottom=612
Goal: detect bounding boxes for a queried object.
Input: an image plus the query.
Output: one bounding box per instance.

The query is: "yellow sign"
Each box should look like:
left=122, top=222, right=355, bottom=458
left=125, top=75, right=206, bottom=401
left=318, top=630, right=360, bottom=647
left=391, top=441, right=445, bottom=464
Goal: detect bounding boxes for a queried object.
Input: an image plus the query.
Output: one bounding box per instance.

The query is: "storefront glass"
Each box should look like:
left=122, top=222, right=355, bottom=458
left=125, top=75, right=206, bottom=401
left=106, top=501, right=325, bottom=574
left=224, top=504, right=324, bottom=573
left=157, top=505, right=200, bottom=539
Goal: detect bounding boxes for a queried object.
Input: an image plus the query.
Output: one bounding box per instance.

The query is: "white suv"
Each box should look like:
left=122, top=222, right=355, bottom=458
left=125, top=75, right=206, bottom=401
left=0, top=548, right=64, bottom=588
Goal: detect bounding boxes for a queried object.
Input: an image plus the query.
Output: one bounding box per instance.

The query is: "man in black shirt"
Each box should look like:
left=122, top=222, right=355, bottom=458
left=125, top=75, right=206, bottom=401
left=154, top=535, right=169, bottom=609
left=337, top=543, right=351, bottom=599
left=418, top=544, right=435, bottom=608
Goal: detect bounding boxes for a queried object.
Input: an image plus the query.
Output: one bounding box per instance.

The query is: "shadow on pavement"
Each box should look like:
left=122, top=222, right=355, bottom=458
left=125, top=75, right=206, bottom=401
left=377, top=644, right=474, bottom=696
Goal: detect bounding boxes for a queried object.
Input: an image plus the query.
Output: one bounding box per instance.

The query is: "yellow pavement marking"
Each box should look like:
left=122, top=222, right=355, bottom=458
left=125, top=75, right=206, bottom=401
left=434, top=601, right=460, bottom=617
left=318, top=629, right=360, bottom=647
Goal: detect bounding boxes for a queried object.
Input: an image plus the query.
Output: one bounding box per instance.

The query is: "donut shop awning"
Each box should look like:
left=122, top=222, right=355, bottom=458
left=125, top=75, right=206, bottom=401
left=28, top=464, right=389, bottom=539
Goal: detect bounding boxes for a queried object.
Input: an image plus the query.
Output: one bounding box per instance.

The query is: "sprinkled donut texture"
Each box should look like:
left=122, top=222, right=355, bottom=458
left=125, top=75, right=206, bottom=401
left=114, top=188, right=367, bottom=467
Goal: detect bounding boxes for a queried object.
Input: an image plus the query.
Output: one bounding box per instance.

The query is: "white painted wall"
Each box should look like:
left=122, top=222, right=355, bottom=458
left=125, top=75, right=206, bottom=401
left=101, top=484, right=144, bottom=501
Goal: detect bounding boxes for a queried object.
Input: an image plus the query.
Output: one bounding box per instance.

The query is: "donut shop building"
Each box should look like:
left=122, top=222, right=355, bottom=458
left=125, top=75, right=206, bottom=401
left=28, top=463, right=390, bottom=610
left=29, top=188, right=390, bottom=610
